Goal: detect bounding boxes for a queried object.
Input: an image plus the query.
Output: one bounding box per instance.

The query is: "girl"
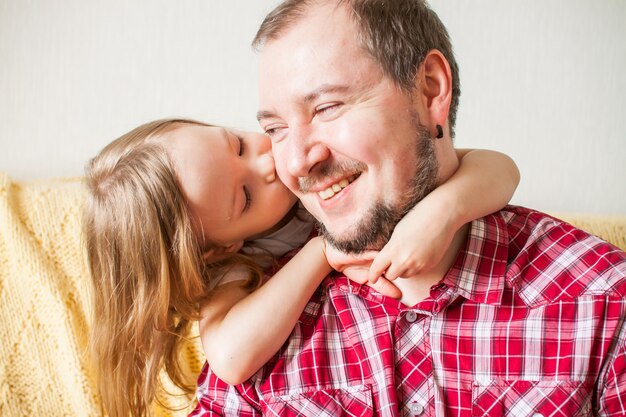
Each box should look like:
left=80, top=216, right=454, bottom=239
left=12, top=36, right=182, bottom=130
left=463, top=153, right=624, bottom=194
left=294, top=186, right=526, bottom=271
left=84, top=118, right=519, bottom=417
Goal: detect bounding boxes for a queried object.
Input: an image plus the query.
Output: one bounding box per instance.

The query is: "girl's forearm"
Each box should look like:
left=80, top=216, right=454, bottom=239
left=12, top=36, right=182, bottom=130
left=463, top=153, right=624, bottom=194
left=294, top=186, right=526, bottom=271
left=200, top=236, right=330, bottom=385
left=432, top=149, right=520, bottom=230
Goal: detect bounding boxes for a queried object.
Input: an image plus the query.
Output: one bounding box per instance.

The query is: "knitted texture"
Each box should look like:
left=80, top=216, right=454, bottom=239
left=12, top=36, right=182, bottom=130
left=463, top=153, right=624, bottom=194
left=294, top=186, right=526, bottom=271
left=0, top=172, right=624, bottom=416
left=0, top=173, right=205, bottom=417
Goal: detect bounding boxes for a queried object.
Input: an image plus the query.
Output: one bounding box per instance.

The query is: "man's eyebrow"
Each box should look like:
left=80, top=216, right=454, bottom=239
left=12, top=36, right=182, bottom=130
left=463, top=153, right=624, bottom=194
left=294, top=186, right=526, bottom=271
left=256, top=84, right=350, bottom=122
left=302, top=84, right=349, bottom=104
left=256, top=110, right=275, bottom=123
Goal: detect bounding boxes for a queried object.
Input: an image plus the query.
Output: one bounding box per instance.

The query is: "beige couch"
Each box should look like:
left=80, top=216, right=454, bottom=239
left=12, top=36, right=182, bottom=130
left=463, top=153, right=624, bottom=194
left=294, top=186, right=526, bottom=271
left=1, top=173, right=625, bottom=416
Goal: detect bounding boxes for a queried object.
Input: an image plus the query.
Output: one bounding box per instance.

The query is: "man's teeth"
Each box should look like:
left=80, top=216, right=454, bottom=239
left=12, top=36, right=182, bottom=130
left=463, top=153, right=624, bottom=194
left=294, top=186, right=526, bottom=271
left=318, top=176, right=356, bottom=200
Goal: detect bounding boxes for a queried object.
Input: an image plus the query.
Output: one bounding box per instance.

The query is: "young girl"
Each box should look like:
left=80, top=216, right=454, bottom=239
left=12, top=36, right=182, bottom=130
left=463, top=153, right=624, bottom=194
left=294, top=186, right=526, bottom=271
left=84, top=118, right=519, bottom=417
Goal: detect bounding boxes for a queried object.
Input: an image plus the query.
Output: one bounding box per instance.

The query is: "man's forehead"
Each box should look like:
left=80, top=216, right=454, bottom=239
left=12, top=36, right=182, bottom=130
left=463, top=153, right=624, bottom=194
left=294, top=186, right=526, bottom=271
left=259, top=1, right=355, bottom=54
left=258, top=21, right=364, bottom=90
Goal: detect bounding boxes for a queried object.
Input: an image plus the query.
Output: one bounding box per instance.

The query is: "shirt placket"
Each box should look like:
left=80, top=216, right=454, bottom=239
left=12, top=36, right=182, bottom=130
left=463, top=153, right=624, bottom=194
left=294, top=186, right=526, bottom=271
left=395, top=308, right=434, bottom=417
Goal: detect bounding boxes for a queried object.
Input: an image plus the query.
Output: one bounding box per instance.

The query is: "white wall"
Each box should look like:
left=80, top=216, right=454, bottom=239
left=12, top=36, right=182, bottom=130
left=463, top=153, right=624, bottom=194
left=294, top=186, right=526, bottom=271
left=1, top=0, right=624, bottom=214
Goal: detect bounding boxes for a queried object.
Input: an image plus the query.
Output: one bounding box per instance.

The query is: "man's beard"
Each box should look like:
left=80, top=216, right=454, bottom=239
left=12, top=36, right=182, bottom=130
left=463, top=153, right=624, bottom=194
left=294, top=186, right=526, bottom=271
left=318, top=122, right=438, bottom=254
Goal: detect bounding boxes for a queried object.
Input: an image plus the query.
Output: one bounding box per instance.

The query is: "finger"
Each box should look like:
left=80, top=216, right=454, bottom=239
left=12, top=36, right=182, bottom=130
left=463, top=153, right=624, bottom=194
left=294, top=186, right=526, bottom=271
left=329, top=249, right=378, bottom=266
left=337, top=250, right=377, bottom=262
left=368, top=252, right=391, bottom=283
left=369, top=277, right=402, bottom=299
left=383, top=262, right=404, bottom=281
left=356, top=250, right=379, bottom=262
left=342, top=267, right=369, bottom=284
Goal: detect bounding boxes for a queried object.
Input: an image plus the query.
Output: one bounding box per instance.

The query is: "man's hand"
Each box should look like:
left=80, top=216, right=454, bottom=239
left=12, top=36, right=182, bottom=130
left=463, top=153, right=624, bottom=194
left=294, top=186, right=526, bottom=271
left=323, top=242, right=402, bottom=299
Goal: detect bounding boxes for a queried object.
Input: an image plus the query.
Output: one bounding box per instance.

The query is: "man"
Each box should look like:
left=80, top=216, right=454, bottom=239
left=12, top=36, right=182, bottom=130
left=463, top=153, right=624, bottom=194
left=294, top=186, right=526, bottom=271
left=190, top=0, right=626, bottom=415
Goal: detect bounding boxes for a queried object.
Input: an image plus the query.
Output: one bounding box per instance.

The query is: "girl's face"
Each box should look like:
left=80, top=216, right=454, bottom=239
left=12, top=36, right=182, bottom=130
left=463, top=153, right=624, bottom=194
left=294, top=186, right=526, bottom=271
left=161, top=124, right=298, bottom=249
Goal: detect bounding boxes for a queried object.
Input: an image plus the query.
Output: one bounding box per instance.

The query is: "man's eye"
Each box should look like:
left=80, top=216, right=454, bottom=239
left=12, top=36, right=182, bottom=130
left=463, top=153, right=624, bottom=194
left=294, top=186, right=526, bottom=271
left=316, top=103, right=339, bottom=115
left=264, top=127, right=281, bottom=138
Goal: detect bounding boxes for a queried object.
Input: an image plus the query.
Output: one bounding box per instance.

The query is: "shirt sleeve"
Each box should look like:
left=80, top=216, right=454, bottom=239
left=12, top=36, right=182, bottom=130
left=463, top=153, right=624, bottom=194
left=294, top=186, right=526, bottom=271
left=216, top=264, right=251, bottom=287
left=189, top=363, right=262, bottom=416
left=206, top=264, right=251, bottom=293
left=598, top=332, right=626, bottom=416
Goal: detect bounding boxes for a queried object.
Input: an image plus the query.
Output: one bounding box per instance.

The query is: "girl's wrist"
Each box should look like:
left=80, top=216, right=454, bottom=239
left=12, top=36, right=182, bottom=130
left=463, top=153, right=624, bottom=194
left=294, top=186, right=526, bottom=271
left=320, top=237, right=327, bottom=257
left=319, top=238, right=332, bottom=269
left=309, top=236, right=332, bottom=269
left=420, top=189, right=464, bottom=232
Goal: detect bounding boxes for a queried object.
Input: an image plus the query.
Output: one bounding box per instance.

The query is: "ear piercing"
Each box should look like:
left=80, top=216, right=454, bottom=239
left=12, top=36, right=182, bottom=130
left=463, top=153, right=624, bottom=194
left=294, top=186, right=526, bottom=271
left=436, top=124, right=443, bottom=139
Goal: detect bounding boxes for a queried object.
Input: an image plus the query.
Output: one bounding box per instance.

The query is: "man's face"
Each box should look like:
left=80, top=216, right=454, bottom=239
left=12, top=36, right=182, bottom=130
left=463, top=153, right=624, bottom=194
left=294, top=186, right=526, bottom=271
left=257, top=3, right=438, bottom=252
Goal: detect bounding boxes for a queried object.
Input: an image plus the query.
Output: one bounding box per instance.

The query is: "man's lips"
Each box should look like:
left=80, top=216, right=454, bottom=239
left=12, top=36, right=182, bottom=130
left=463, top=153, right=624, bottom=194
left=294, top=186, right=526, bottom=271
left=317, top=174, right=359, bottom=200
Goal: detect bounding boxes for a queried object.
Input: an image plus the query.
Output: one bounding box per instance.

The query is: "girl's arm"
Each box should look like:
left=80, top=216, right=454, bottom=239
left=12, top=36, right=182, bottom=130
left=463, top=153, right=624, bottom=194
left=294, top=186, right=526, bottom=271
left=368, top=148, right=520, bottom=282
left=198, top=236, right=330, bottom=385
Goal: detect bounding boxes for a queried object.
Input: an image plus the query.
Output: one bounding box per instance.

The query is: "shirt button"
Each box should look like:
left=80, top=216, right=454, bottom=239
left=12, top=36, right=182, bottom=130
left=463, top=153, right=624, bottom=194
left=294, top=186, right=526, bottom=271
left=410, top=402, right=424, bottom=415
left=531, top=414, right=543, bottom=417
left=406, top=310, right=418, bottom=323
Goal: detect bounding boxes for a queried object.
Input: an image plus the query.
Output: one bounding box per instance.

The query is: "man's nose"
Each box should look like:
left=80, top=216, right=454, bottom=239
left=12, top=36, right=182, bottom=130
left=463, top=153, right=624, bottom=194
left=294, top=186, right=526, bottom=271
left=286, top=125, right=330, bottom=179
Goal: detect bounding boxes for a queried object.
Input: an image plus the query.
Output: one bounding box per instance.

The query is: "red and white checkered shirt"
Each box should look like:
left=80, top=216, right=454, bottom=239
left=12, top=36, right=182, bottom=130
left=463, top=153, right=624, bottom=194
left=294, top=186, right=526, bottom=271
left=189, top=206, right=626, bottom=416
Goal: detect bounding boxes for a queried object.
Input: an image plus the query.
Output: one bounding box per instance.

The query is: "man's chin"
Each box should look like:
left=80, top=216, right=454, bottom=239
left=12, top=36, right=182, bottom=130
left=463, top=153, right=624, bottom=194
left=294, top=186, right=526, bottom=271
left=317, top=204, right=396, bottom=254
left=319, top=227, right=355, bottom=254
left=320, top=226, right=389, bottom=254
left=317, top=221, right=355, bottom=248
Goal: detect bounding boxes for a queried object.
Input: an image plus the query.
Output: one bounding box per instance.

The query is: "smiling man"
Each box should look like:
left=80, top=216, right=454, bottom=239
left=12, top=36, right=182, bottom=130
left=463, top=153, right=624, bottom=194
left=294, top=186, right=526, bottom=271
left=190, top=1, right=626, bottom=415
left=256, top=3, right=451, bottom=255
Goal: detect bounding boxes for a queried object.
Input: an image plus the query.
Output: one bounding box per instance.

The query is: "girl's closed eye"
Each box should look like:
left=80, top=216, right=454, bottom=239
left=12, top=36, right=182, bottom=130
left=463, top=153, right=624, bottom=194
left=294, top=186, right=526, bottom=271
left=235, top=134, right=252, bottom=211
left=243, top=186, right=252, bottom=212
left=237, top=135, right=245, bottom=156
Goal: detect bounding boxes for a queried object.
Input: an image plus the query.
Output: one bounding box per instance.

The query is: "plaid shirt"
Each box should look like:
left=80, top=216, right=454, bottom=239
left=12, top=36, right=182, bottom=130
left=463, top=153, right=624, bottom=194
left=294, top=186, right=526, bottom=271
left=190, top=206, right=626, bottom=416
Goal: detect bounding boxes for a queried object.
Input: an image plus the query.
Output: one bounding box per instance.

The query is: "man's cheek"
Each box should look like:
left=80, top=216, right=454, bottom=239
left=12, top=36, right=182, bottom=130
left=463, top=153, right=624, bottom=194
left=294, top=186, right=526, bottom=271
left=274, top=160, right=298, bottom=193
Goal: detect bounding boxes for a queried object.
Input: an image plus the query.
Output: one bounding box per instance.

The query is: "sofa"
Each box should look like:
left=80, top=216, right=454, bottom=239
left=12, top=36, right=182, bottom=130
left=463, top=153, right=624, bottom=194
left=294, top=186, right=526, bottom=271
left=1, top=172, right=625, bottom=416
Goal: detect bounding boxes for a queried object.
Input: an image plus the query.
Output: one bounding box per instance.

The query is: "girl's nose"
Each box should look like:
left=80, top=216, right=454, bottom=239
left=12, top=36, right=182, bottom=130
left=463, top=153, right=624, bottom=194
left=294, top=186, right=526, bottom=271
left=255, top=152, right=276, bottom=183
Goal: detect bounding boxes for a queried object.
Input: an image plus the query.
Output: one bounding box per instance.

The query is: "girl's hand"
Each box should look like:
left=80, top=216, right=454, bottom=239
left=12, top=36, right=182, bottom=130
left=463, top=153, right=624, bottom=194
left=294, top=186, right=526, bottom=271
left=323, top=241, right=402, bottom=299
left=367, top=148, right=519, bottom=284
left=368, top=196, right=456, bottom=283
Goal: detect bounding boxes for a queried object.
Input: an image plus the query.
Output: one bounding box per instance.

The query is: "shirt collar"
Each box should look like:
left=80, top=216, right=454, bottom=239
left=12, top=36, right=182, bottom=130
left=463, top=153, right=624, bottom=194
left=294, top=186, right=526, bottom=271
left=319, top=212, right=511, bottom=313
left=442, top=213, right=510, bottom=306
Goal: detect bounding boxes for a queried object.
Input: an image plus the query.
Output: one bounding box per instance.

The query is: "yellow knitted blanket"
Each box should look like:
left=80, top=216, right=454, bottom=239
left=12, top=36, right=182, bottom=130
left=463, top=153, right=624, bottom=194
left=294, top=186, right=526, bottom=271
left=0, top=173, right=204, bottom=417
left=0, top=172, right=624, bottom=416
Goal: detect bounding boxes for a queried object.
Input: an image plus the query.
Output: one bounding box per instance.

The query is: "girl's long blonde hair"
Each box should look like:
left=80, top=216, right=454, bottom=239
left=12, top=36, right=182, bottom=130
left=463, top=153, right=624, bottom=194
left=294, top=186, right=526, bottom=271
left=84, top=119, right=261, bottom=417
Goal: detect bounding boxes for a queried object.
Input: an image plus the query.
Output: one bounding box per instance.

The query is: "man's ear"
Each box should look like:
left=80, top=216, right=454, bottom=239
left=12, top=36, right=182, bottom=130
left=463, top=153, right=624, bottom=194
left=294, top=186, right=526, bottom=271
left=201, top=241, right=244, bottom=263
left=415, top=49, right=453, bottom=137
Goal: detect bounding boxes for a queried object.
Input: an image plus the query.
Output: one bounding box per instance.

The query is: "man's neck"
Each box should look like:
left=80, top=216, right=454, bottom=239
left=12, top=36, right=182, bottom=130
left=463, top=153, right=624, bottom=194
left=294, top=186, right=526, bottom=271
left=394, top=222, right=470, bottom=307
